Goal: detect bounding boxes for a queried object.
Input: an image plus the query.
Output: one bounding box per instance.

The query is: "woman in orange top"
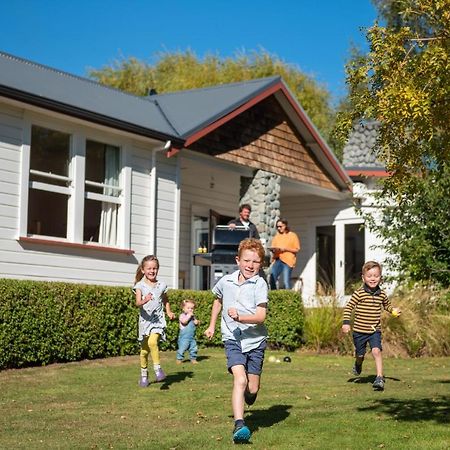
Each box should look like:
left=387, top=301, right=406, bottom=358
left=269, top=219, right=300, bottom=289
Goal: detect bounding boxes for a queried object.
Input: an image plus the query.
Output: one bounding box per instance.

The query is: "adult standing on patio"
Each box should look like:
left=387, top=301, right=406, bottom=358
left=269, top=219, right=300, bottom=289
left=228, top=203, right=260, bottom=239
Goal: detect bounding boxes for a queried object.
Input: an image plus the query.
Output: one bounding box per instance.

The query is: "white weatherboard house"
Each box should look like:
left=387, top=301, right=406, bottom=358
left=0, top=52, right=389, bottom=304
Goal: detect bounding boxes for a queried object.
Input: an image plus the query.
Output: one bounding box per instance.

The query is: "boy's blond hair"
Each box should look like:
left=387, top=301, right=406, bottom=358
left=362, top=260, right=382, bottom=275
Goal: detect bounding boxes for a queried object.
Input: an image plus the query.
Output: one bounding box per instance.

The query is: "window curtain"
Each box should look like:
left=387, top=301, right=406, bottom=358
left=99, top=146, right=119, bottom=245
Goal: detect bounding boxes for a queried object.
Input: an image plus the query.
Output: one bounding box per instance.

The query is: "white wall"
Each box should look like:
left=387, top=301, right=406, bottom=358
left=282, top=186, right=393, bottom=305
left=178, top=151, right=251, bottom=289
left=0, top=100, right=175, bottom=288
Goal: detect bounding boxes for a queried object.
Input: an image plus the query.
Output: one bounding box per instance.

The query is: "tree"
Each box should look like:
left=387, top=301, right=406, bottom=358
left=335, top=0, right=450, bottom=286
left=89, top=49, right=336, bottom=145
left=335, top=0, right=450, bottom=195
left=367, top=165, right=450, bottom=287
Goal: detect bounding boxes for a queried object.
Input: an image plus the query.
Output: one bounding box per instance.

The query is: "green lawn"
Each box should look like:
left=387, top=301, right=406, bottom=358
left=0, top=349, right=449, bottom=449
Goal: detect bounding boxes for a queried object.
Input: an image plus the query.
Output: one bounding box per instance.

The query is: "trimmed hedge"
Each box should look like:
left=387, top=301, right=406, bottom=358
left=0, top=279, right=304, bottom=369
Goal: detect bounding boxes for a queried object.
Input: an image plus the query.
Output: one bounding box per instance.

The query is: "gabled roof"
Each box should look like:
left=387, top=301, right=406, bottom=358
left=0, top=51, right=351, bottom=191
left=147, top=77, right=281, bottom=138
left=156, top=76, right=351, bottom=191
left=0, top=51, right=183, bottom=145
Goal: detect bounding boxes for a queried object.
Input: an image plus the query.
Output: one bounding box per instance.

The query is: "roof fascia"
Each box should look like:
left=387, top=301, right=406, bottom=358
left=182, top=80, right=351, bottom=193
left=347, top=169, right=390, bottom=177
left=0, top=84, right=185, bottom=147
left=183, top=82, right=281, bottom=147
left=274, top=84, right=352, bottom=192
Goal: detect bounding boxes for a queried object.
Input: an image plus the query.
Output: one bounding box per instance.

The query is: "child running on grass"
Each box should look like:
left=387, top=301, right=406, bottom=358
left=204, top=238, right=268, bottom=444
left=342, top=260, right=401, bottom=391
left=176, top=299, right=200, bottom=364
left=134, top=255, right=175, bottom=387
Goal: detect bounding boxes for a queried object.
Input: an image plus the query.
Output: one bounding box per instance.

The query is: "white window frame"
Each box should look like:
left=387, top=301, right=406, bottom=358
left=18, top=114, right=132, bottom=250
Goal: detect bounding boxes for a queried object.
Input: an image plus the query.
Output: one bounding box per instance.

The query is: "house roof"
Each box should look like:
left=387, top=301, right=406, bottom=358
left=0, top=51, right=351, bottom=191
left=147, top=77, right=282, bottom=138
left=161, top=76, right=351, bottom=191
left=0, top=51, right=183, bottom=145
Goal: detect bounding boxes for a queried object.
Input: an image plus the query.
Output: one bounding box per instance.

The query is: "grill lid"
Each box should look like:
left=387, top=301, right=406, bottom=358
left=212, top=225, right=250, bottom=248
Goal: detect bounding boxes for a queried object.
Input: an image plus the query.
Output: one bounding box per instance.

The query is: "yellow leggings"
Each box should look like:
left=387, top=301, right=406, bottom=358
left=140, top=333, right=160, bottom=369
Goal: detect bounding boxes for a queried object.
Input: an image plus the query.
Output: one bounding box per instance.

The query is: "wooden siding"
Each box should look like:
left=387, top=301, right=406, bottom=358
left=0, top=101, right=173, bottom=287
left=281, top=195, right=354, bottom=304
left=178, top=153, right=245, bottom=288
left=153, top=151, right=178, bottom=285
left=188, top=96, right=340, bottom=192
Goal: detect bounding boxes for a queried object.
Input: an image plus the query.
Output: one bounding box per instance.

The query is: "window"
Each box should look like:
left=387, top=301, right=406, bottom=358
left=84, top=140, right=121, bottom=246
left=28, top=125, right=71, bottom=238
left=25, top=124, right=130, bottom=249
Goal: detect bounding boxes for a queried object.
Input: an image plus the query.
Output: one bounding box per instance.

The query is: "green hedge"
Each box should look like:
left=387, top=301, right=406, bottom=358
left=0, top=279, right=304, bottom=369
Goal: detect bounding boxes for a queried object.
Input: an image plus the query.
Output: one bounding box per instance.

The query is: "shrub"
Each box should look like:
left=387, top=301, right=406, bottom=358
left=0, top=280, right=137, bottom=369
left=0, top=280, right=304, bottom=369
left=382, top=284, right=450, bottom=357
left=302, top=284, right=450, bottom=357
left=304, top=296, right=346, bottom=353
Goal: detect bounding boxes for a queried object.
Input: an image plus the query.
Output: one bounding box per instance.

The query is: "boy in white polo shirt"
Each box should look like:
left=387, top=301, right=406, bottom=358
left=204, top=238, right=268, bottom=444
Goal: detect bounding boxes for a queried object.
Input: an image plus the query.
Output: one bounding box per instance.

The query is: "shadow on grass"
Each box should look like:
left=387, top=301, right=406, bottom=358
left=245, top=404, right=292, bottom=433
left=158, top=371, right=194, bottom=390
left=348, top=375, right=401, bottom=384
left=358, top=396, right=450, bottom=424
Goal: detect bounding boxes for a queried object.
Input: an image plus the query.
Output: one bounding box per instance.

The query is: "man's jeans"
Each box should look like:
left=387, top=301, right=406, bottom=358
left=269, top=258, right=292, bottom=290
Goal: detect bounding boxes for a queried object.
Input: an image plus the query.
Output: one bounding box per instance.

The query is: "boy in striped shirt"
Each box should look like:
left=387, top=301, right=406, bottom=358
left=342, top=261, right=401, bottom=391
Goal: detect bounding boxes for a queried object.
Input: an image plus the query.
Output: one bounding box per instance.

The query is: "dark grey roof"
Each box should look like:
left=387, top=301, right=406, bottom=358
left=0, top=51, right=180, bottom=142
left=0, top=51, right=282, bottom=144
left=0, top=51, right=351, bottom=191
left=343, top=121, right=384, bottom=168
left=148, top=77, right=281, bottom=138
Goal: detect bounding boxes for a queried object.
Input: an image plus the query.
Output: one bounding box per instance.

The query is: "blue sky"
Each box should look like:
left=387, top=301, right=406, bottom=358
left=2, top=0, right=377, bottom=103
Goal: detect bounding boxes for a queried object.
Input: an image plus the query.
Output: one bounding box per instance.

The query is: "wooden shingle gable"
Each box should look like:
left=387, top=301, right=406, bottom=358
left=187, top=96, right=340, bottom=191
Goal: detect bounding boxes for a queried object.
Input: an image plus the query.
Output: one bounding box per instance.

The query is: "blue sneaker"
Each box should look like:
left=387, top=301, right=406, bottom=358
left=232, top=425, right=251, bottom=443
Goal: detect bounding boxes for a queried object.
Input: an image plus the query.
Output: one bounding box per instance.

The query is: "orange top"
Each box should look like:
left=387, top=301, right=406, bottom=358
left=270, top=231, right=301, bottom=268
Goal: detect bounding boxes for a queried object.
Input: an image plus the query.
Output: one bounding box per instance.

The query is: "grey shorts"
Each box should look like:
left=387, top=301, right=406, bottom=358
left=224, top=339, right=267, bottom=375
left=353, top=331, right=382, bottom=357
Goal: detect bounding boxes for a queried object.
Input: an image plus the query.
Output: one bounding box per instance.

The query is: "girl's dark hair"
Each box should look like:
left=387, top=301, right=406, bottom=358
left=276, top=218, right=290, bottom=232
left=135, top=255, right=159, bottom=283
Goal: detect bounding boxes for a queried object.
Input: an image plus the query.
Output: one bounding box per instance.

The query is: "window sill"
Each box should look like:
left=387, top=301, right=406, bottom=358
left=18, top=236, right=135, bottom=255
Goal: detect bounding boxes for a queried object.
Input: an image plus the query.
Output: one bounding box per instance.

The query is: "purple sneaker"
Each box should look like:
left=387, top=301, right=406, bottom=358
left=155, top=368, right=166, bottom=382
left=139, top=376, right=149, bottom=388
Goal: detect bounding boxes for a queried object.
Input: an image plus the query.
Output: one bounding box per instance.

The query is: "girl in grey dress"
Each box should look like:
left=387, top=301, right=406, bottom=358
left=134, top=255, right=175, bottom=387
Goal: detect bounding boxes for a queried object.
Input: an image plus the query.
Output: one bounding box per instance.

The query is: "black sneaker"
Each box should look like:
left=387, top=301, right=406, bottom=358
left=244, top=389, right=257, bottom=406
left=352, top=361, right=363, bottom=376
left=232, top=424, right=251, bottom=443
left=373, top=376, right=385, bottom=390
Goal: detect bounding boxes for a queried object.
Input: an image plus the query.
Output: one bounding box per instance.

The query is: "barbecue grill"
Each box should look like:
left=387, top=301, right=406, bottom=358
left=193, top=225, right=250, bottom=286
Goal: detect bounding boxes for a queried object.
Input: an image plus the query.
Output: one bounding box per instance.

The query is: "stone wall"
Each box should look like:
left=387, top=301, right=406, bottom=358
left=240, top=169, right=281, bottom=247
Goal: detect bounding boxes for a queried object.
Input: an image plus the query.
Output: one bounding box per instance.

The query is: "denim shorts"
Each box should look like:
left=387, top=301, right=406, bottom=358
left=224, top=339, right=267, bottom=375
left=353, top=331, right=382, bottom=357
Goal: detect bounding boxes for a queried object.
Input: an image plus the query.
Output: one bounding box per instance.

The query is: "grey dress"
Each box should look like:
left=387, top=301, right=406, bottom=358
left=134, top=279, right=169, bottom=341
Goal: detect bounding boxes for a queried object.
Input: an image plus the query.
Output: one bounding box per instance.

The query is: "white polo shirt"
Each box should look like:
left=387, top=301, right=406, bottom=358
left=212, top=270, right=268, bottom=352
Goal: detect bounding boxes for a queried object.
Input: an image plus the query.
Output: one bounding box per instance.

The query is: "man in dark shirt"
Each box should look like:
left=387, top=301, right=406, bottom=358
left=228, top=204, right=260, bottom=239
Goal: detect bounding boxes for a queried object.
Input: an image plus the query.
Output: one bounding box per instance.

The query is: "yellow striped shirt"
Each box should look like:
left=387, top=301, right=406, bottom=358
left=343, top=285, right=393, bottom=334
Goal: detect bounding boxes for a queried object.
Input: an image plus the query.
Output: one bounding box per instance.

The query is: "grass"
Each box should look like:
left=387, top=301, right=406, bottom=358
left=0, top=349, right=449, bottom=450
